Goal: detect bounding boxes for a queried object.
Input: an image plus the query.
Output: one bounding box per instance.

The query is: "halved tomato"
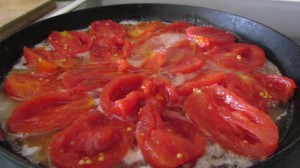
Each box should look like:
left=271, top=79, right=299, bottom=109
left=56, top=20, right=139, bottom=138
left=49, top=112, right=135, bottom=168
left=7, top=91, right=95, bottom=133
left=252, top=72, right=296, bottom=103
left=100, top=74, right=145, bottom=121
left=126, top=21, right=166, bottom=41
left=224, top=71, right=296, bottom=111
left=23, top=47, right=78, bottom=73
left=160, top=21, right=193, bottom=33
left=208, top=43, right=266, bottom=71
left=89, top=20, right=126, bottom=43
left=183, top=85, right=279, bottom=159
left=48, top=31, right=93, bottom=56
left=176, top=70, right=225, bottom=96
left=3, top=70, right=62, bottom=101
left=186, top=26, right=236, bottom=48
left=161, top=40, right=204, bottom=74
left=224, top=71, right=268, bottom=111
left=61, top=63, right=122, bottom=92
left=136, top=99, right=206, bottom=167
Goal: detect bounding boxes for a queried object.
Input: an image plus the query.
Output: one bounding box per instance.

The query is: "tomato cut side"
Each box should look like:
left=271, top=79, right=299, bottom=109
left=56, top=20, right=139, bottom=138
left=3, top=70, right=62, bottom=101
left=23, top=47, right=79, bottom=73
left=49, top=112, right=135, bottom=168
left=183, top=85, right=279, bottom=159
left=48, top=31, right=93, bottom=56
left=186, top=26, right=236, bottom=48
left=177, top=70, right=225, bottom=96
left=127, top=21, right=166, bottom=41
left=100, top=74, right=145, bottom=121
left=209, top=43, right=266, bottom=71
left=61, top=63, right=122, bottom=92
left=7, top=91, right=95, bottom=133
left=252, top=72, right=296, bottom=103
left=136, top=99, right=206, bottom=167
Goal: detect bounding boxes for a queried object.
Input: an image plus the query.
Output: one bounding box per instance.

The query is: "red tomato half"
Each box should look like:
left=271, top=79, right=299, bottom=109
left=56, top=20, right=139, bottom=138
left=183, top=85, right=279, bottom=159
left=162, top=40, right=204, bottom=74
left=49, top=112, right=135, bottom=168
left=89, top=20, right=131, bottom=63
left=136, top=99, right=206, bottom=168
left=7, top=91, right=95, bottom=133
left=48, top=31, right=93, bottom=56
left=24, top=47, right=78, bottom=73
left=89, top=20, right=126, bottom=42
left=208, top=43, right=266, bottom=71
left=100, top=74, right=145, bottom=121
left=176, top=70, right=225, bottom=96
left=186, top=26, right=236, bottom=48
left=3, top=70, right=62, bottom=101
left=61, top=63, right=122, bottom=92
left=127, top=21, right=166, bottom=41
left=252, top=72, right=296, bottom=102
left=224, top=71, right=296, bottom=111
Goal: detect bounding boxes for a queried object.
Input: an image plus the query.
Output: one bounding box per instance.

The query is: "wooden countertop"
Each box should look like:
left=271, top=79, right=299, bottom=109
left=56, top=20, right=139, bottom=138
left=0, top=0, right=56, bottom=41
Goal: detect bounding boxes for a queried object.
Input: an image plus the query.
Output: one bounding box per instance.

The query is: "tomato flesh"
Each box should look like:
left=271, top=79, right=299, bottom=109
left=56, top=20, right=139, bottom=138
left=3, top=70, right=62, bottom=101
left=136, top=99, right=206, bottom=167
left=186, top=26, right=236, bottom=48
left=183, top=85, right=278, bottom=159
left=49, top=112, right=135, bottom=168
left=48, top=31, right=93, bottom=56
left=7, top=91, right=95, bottom=133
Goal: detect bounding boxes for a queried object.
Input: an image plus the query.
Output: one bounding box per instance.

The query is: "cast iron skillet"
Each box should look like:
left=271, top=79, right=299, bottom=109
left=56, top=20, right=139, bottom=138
left=0, top=3, right=300, bottom=168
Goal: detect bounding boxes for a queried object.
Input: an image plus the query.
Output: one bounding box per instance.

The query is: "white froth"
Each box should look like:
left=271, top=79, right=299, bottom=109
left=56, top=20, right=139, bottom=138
left=195, top=142, right=253, bottom=168
left=21, top=144, right=41, bottom=157
left=123, top=147, right=145, bottom=165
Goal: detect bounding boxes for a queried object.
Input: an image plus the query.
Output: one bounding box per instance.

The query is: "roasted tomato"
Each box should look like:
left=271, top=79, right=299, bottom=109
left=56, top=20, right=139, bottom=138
left=186, top=26, right=236, bottom=48
left=3, top=70, right=62, bottom=101
left=126, top=21, right=166, bottom=41
left=48, top=31, right=93, bottom=56
left=208, top=43, right=266, bottom=71
left=252, top=72, right=296, bottom=102
left=100, top=74, right=145, bottom=121
left=61, top=63, right=122, bottom=92
left=89, top=20, right=131, bottom=62
left=136, top=99, right=206, bottom=168
left=161, top=40, right=204, bottom=74
left=183, top=85, right=279, bottom=159
left=160, top=21, right=193, bottom=33
left=49, top=112, right=135, bottom=168
left=24, top=47, right=78, bottom=73
left=7, top=91, right=95, bottom=133
left=176, top=70, right=225, bottom=96
left=224, top=71, right=296, bottom=111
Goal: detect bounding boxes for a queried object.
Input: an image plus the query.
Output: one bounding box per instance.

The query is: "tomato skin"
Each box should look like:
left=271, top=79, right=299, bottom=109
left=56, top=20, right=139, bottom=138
left=48, top=31, right=93, bottom=56
left=3, top=70, right=62, bottom=101
left=176, top=70, right=225, bottom=96
left=49, top=112, right=135, bottom=168
left=186, top=26, right=236, bottom=48
left=183, top=85, right=278, bottom=159
left=7, top=91, right=95, bottom=133
left=100, top=74, right=145, bottom=121
left=208, top=43, right=266, bottom=71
